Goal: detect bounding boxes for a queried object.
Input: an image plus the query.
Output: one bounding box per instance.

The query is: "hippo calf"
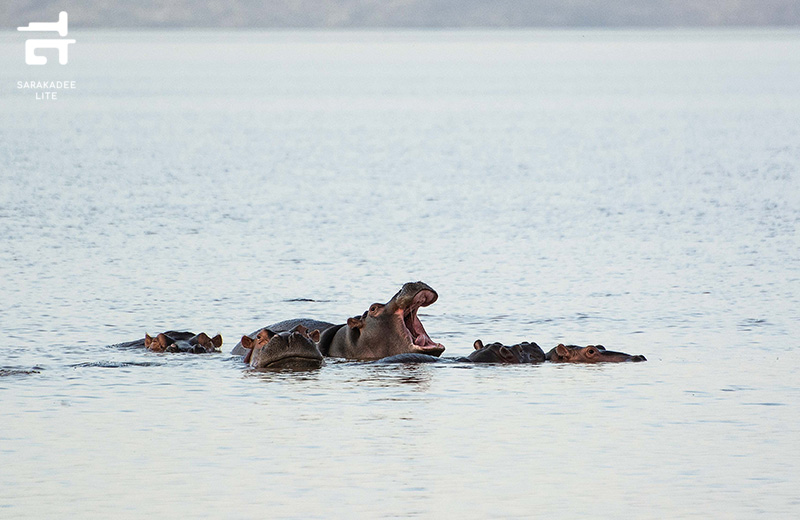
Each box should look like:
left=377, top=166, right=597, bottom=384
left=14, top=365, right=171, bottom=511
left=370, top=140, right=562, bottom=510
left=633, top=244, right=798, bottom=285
left=469, top=339, right=546, bottom=363
left=546, top=344, right=646, bottom=363
left=240, top=324, right=323, bottom=369
left=321, top=281, right=445, bottom=360
left=144, top=331, right=223, bottom=353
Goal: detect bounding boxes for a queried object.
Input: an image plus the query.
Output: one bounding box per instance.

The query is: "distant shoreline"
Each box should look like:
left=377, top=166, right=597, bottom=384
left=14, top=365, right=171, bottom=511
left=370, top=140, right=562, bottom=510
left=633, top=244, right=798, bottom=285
left=4, top=1, right=800, bottom=30
left=8, top=24, right=800, bottom=30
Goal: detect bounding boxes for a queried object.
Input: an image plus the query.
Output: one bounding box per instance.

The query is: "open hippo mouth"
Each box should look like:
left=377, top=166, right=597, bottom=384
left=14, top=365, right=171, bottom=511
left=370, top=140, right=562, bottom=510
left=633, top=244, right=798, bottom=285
left=401, top=289, right=445, bottom=356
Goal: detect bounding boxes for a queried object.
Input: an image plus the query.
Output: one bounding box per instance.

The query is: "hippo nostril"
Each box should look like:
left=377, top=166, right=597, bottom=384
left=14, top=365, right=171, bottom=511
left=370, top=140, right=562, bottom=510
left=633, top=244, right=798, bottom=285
left=632, top=355, right=647, bottom=362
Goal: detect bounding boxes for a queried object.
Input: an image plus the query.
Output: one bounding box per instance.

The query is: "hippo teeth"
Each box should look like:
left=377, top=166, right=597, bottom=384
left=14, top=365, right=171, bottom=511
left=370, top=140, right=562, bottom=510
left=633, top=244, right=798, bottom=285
left=399, top=289, right=443, bottom=353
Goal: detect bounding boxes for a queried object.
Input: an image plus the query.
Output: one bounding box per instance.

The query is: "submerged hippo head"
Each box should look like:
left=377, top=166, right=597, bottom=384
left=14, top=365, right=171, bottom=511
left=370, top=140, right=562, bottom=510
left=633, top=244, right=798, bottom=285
left=144, top=331, right=222, bottom=353
left=186, top=332, right=223, bottom=353
left=322, top=281, right=445, bottom=360
left=546, top=344, right=646, bottom=363
left=241, top=325, right=323, bottom=369
left=469, top=339, right=546, bottom=363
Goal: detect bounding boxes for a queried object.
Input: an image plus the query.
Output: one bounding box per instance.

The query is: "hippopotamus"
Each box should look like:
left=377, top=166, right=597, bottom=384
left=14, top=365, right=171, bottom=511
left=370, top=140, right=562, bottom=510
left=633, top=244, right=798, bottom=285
left=545, top=344, right=646, bottom=363
left=113, top=331, right=222, bottom=353
left=377, top=339, right=545, bottom=364
left=239, top=324, right=323, bottom=369
left=469, top=339, right=546, bottom=363
left=144, top=331, right=223, bottom=353
left=319, top=281, right=446, bottom=360
left=231, top=318, right=334, bottom=356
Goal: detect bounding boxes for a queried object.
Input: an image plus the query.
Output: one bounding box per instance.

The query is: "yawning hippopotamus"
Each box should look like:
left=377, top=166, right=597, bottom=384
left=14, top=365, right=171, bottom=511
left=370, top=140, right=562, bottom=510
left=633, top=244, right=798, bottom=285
left=319, top=281, right=445, bottom=360
left=469, top=340, right=546, bottom=363
left=144, top=331, right=223, bottom=353
left=239, top=324, right=323, bottom=369
left=545, top=344, right=646, bottom=363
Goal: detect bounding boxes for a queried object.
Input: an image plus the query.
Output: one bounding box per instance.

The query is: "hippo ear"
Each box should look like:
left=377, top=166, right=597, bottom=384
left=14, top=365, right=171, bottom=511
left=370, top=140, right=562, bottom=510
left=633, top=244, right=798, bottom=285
left=347, top=317, right=364, bottom=329
left=555, top=344, right=570, bottom=358
left=294, top=324, right=308, bottom=336
left=308, top=329, right=321, bottom=343
left=473, top=339, right=484, bottom=350
left=194, top=332, right=211, bottom=345
left=144, top=333, right=153, bottom=348
left=211, top=334, right=223, bottom=349
left=146, top=333, right=168, bottom=352
left=241, top=335, right=254, bottom=350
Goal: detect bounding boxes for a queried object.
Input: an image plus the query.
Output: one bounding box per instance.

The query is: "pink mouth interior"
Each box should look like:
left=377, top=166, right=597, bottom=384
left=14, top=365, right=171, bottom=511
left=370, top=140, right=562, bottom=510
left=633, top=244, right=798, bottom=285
left=401, top=290, right=443, bottom=352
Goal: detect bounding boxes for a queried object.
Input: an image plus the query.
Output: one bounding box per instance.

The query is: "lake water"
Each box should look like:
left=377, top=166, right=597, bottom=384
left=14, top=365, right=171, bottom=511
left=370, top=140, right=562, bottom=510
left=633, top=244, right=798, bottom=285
left=1, top=29, right=799, bottom=518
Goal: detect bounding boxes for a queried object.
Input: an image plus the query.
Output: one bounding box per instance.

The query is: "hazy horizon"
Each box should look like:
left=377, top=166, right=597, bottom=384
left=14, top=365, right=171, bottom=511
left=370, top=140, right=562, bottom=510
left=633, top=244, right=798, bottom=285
left=4, top=0, right=800, bottom=28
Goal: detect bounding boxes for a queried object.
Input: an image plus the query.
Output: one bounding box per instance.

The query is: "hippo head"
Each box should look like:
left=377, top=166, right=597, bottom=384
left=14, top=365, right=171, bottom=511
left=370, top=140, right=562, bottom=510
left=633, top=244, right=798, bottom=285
left=327, top=281, right=445, bottom=360
left=145, top=332, right=222, bottom=353
left=469, top=339, right=546, bottom=363
left=144, top=333, right=171, bottom=352
left=189, top=332, right=223, bottom=353
left=546, top=344, right=646, bottom=363
left=241, top=325, right=323, bottom=369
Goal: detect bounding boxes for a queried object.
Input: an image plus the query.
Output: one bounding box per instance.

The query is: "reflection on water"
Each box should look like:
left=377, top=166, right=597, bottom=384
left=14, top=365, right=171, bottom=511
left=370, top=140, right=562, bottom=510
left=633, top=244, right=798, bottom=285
left=70, top=361, right=164, bottom=368
left=0, top=368, right=42, bottom=377
left=1, top=29, right=799, bottom=518
left=244, top=367, right=323, bottom=382
left=337, top=362, right=436, bottom=390
left=245, top=361, right=435, bottom=389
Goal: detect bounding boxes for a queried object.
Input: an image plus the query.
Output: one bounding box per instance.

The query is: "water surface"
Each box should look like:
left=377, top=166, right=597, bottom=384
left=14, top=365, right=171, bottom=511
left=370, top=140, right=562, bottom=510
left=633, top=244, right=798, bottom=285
left=1, top=29, right=799, bottom=518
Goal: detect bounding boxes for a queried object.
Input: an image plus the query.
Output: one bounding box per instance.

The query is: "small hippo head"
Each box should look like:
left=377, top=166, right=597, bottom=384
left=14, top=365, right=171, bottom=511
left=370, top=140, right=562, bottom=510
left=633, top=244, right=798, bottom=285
left=189, top=332, right=223, bottom=353
left=145, top=332, right=222, bottom=353
left=469, top=339, right=546, bottom=363
left=546, top=344, right=646, bottom=363
left=241, top=325, right=323, bottom=369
